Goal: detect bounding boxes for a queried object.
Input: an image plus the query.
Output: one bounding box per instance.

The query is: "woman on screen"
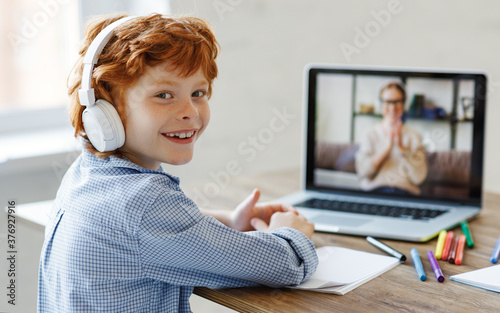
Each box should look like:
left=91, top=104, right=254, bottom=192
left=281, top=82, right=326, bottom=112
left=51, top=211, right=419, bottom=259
left=355, top=82, right=428, bottom=195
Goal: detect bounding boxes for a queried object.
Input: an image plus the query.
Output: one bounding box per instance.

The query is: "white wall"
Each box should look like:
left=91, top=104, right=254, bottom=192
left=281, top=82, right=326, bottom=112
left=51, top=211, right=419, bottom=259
left=166, top=0, right=500, bottom=195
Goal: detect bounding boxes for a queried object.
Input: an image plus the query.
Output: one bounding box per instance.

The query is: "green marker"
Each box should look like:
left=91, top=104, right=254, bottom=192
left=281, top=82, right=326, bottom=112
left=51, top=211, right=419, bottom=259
left=460, top=221, right=474, bottom=248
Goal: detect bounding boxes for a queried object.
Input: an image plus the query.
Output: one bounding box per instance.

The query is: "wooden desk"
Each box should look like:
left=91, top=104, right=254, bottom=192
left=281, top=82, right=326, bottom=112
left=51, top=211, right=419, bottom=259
left=188, top=169, right=500, bottom=312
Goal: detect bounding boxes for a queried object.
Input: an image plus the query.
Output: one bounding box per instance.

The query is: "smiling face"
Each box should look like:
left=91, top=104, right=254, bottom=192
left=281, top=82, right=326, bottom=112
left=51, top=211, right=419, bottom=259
left=380, top=87, right=405, bottom=125
left=120, top=62, right=210, bottom=170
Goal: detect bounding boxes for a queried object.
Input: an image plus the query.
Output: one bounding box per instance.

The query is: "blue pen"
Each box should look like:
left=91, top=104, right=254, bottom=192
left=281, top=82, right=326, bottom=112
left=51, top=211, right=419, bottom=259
left=410, top=248, right=426, bottom=281
left=491, top=235, right=500, bottom=264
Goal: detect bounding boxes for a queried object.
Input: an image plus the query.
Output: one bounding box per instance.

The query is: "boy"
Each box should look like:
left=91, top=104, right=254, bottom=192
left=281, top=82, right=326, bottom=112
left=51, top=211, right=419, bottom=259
left=38, top=13, right=318, bottom=312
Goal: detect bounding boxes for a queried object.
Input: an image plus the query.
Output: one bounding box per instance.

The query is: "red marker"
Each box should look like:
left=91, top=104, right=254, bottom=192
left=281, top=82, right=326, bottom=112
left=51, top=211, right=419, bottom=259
left=448, top=235, right=458, bottom=264
left=441, top=231, right=454, bottom=261
left=455, top=235, right=466, bottom=265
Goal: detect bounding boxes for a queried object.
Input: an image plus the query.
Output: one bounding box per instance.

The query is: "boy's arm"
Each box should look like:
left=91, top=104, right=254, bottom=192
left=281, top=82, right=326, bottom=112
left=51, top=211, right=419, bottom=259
left=199, top=208, right=232, bottom=227
left=139, top=190, right=318, bottom=289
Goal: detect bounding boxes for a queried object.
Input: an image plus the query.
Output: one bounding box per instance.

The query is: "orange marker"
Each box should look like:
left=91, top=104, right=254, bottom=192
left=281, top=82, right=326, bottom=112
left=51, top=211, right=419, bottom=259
left=441, top=231, right=454, bottom=261
left=455, top=234, right=466, bottom=265
left=448, top=235, right=458, bottom=264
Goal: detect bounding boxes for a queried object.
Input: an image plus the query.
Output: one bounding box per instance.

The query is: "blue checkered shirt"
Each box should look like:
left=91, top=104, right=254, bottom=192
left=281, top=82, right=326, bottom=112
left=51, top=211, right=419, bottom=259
left=38, top=150, right=318, bottom=312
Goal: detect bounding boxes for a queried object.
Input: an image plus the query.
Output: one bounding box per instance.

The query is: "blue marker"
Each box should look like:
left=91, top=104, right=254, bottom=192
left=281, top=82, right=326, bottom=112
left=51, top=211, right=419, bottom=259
left=490, top=236, right=500, bottom=264
left=411, top=248, right=426, bottom=281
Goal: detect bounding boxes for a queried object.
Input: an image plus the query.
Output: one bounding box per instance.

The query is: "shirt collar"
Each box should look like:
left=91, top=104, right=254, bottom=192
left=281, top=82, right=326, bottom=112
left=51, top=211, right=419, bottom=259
left=80, top=149, right=180, bottom=184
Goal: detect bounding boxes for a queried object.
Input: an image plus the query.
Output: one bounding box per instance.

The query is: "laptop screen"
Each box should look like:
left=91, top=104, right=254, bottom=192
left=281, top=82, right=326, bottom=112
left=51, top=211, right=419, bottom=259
left=305, top=65, right=486, bottom=206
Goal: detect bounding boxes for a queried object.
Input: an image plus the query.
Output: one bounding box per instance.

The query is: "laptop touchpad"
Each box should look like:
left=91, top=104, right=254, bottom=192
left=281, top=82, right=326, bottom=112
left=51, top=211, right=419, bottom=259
left=311, top=214, right=371, bottom=227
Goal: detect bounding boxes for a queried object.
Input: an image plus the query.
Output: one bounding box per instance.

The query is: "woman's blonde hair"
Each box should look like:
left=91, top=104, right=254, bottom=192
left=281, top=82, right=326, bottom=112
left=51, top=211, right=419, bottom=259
left=379, top=82, right=406, bottom=103
left=68, top=13, right=219, bottom=158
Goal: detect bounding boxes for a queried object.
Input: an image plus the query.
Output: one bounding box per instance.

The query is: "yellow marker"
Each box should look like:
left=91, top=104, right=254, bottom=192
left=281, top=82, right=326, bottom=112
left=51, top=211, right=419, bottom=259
left=435, top=230, right=447, bottom=259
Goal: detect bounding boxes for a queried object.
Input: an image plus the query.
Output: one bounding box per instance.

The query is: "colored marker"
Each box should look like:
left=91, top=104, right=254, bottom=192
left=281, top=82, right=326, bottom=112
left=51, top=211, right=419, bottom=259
left=435, top=230, right=447, bottom=259
left=366, top=236, right=406, bottom=262
left=441, top=231, right=454, bottom=261
left=490, top=235, right=500, bottom=264
left=427, top=250, right=445, bottom=282
left=455, top=234, right=466, bottom=265
left=448, top=235, right=458, bottom=264
left=460, top=221, right=474, bottom=248
left=410, top=248, right=426, bottom=281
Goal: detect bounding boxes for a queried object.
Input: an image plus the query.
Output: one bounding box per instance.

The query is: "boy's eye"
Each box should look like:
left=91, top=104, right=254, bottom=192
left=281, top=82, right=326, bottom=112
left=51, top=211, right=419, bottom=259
left=192, top=90, right=206, bottom=98
left=156, top=92, right=173, bottom=99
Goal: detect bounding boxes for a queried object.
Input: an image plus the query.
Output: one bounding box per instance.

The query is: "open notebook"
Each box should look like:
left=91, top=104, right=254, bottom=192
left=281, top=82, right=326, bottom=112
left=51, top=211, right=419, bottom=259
left=450, top=265, right=500, bottom=293
left=289, top=246, right=401, bottom=295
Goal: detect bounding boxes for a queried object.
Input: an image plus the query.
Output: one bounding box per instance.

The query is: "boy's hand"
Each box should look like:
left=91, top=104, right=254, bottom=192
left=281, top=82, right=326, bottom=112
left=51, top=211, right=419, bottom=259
left=251, top=211, right=315, bottom=240
left=230, top=189, right=299, bottom=232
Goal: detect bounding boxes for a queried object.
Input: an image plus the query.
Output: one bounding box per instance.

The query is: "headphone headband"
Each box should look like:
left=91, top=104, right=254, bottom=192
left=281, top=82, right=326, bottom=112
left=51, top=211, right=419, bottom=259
left=79, top=16, right=136, bottom=106
left=77, top=16, right=135, bottom=152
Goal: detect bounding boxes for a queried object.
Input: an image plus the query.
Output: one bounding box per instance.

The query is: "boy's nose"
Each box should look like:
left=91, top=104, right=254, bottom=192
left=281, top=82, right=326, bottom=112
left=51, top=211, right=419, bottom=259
left=177, top=99, right=199, bottom=120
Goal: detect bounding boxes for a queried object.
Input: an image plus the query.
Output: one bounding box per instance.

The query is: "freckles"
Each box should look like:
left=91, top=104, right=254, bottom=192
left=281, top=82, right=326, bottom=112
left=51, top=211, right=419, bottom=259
left=200, top=101, right=210, bottom=120
left=204, top=106, right=211, bottom=125
left=123, top=91, right=143, bottom=116
left=127, top=87, right=147, bottom=109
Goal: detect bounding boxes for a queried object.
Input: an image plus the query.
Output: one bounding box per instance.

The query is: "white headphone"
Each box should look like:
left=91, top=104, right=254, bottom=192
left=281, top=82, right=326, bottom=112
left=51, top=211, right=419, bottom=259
left=78, top=16, right=135, bottom=152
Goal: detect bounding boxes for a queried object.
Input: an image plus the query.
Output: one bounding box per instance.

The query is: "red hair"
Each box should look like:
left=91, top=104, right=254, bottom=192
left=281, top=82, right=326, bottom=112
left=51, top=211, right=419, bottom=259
left=68, top=13, right=219, bottom=158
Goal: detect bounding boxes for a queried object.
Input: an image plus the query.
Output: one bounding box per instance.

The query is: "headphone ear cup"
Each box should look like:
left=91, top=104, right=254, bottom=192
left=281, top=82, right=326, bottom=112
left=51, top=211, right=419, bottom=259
left=82, top=99, right=125, bottom=152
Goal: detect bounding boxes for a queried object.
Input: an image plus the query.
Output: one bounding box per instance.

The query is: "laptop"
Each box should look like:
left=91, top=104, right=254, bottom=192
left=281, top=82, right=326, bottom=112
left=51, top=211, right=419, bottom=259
left=278, top=64, right=487, bottom=242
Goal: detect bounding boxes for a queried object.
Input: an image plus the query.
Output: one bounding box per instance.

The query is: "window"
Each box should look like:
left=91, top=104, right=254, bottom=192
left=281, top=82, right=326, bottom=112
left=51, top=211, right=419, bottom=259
left=0, top=0, right=80, bottom=115
left=0, top=0, right=171, bottom=175
left=0, top=0, right=171, bottom=130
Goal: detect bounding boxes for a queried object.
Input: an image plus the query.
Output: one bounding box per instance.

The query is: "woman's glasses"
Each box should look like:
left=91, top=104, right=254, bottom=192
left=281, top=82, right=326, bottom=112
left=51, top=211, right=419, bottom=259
left=381, top=99, right=404, bottom=106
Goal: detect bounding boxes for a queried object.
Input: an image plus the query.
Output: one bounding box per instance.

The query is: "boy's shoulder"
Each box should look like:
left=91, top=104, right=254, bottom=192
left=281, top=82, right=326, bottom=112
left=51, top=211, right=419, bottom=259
left=56, top=150, right=194, bottom=230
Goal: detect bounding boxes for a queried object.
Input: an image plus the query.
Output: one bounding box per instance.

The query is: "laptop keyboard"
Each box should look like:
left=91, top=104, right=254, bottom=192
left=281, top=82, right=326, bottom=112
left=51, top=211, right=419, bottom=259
left=295, top=198, right=448, bottom=220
